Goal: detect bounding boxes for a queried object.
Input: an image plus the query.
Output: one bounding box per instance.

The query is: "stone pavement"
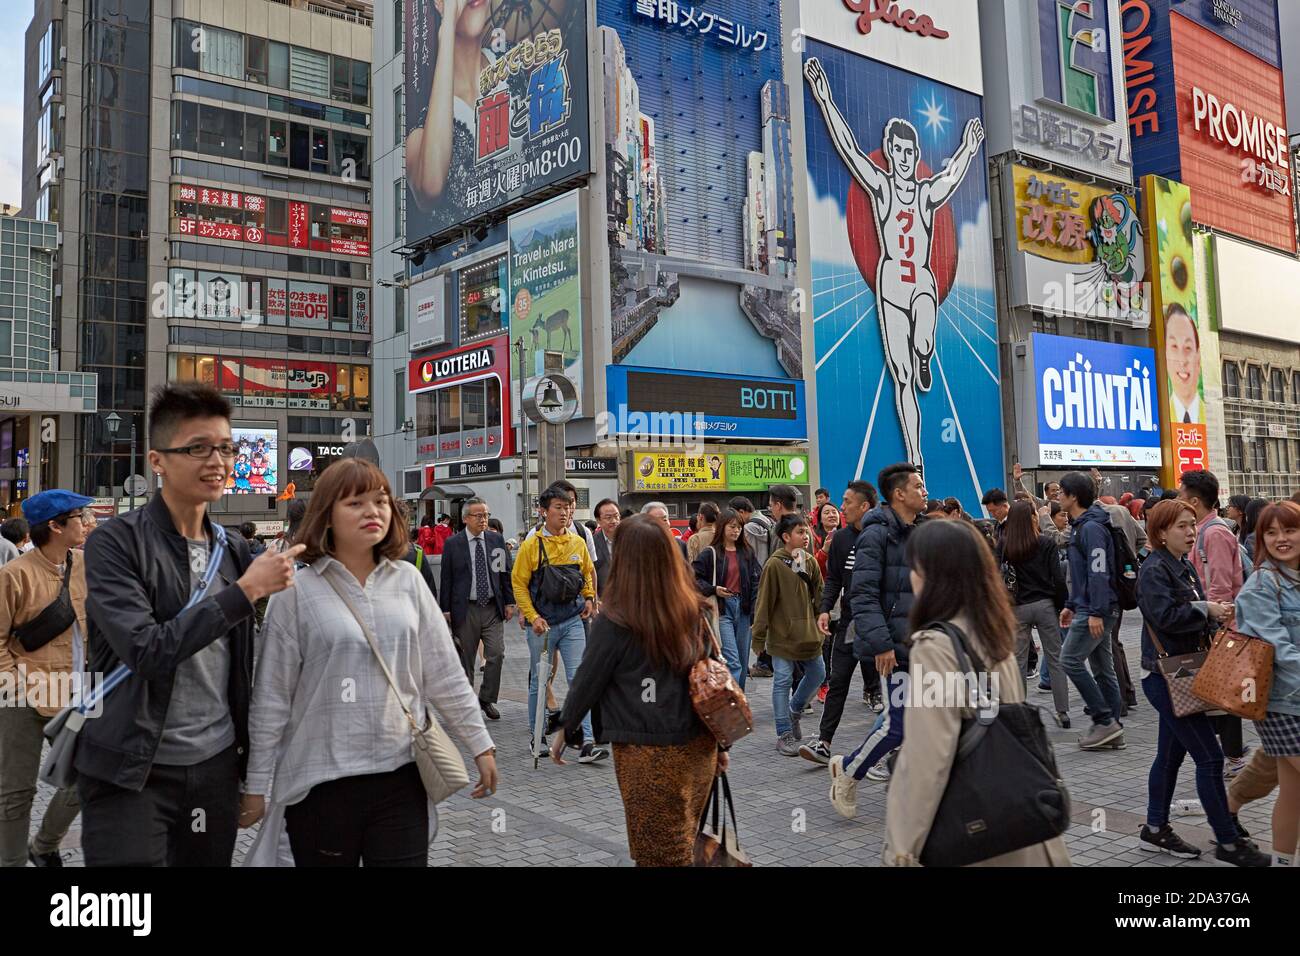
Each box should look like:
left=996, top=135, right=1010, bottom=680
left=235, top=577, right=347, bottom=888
left=26, top=614, right=1277, bottom=866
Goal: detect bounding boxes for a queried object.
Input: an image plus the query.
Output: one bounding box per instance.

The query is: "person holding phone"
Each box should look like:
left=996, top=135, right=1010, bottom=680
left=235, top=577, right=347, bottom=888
left=692, top=509, right=761, bottom=689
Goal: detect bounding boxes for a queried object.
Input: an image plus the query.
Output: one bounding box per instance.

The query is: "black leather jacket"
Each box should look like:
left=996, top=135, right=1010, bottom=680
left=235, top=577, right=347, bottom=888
left=77, top=495, right=256, bottom=791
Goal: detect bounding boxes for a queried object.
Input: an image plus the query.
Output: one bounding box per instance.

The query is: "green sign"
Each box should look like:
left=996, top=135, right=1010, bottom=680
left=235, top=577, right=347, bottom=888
left=726, top=453, right=809, bottom=491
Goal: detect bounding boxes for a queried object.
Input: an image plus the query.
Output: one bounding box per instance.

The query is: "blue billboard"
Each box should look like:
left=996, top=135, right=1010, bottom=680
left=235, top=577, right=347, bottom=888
left=605, top=365, right=807, bottom=442
left=1029, top=333, right=1163, bottom=467
left=803, top=39, right=1001, bottom=512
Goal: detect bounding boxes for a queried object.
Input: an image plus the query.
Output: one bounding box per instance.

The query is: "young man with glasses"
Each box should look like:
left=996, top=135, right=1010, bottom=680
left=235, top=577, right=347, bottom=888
left=77, top=383, right=305, bottom=866
left=0, top=490, right=93, bottom=866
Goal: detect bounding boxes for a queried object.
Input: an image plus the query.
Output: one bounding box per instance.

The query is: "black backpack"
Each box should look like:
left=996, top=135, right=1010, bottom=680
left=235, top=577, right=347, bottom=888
left=528, top=535, right=584, bottom=608
left=1106, top=524, right=1140, bottom=611
left=919, top=621, right=1071, bottom=867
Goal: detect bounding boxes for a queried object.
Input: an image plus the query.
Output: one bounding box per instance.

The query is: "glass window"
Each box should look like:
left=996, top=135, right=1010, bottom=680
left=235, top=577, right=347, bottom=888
left=332, top=56, right=353, bottom=102
left=352, top=60, right=369, bottom=107
left=332, top=131, right=369, bottom=181
left=331, top=285, right=349, bottom=320
left=394, top=368, right=406, bottom=427
left=311, top=127, right=330, bottom=174
left=267, top=197, right=287, bottom=235
left=289, top=47, right=329, bottom=99
left=174, top=19, right=200, bottom=71
left=353, top=365, right=370, bottom=412
left=459, top=256, right=507, bottom=342
left=395, top=282, right=405, bottom=334
left=1223, top=362, right=1240, bottom=399
left=1270, top=370, right=1285, bottom=404
left=394, top=86, right=404, bottom=146
left=1294, top=372, right=1300, bottom=405
left=268, top=119, right=288, bottom=167
left=394, top=0, right=404, bottom=55
left=1250, top=437, right=1267, bottom=473
left=200, top=25, right=244, bottom=81
left=289, top=122, right=310, bottom=171
left=269, top=41, right=289, bottom=89
left=1247, top=365, right=1264, bottom=401
left=1226, top=434, right=1244, bottom=471
left=246, top=36, right=267, bottom=84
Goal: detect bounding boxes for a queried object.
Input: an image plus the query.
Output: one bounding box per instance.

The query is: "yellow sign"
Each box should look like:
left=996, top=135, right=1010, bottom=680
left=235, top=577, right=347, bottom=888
left=1012, top=166, right=1142, bottom=271
left=632, top=453, right=726, bottom=492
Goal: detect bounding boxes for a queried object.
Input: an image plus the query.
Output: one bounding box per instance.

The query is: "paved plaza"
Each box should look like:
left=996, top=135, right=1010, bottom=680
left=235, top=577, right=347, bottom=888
left=30, top=614, right=1276, bottom=866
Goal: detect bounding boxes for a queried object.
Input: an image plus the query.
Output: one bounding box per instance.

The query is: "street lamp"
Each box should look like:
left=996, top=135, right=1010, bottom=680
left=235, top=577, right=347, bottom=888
left=104, top=411, right=139, bottom=511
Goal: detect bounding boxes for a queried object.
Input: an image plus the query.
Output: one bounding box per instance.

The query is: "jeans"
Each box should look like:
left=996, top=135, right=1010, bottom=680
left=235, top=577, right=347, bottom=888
left=717, top=596, right=753, bottom=691
left=771, top=654, right=825, bottom=737
left=817, top=631, right=874, bottom=746
left=1142, top=673, right=1238, bottom=845
left=285, top=762, right=427, bottom=867
left=0, top=704, right=80, bottom=866
left=1014, top=599, right=1069, bottom=716
left=78, top=744, right=240, bottom=867
left=1060, top=611, right=1123, bottom=725
left=527, top=614, right=591, bottom=742
left=844, top=673, right=908, bottom=780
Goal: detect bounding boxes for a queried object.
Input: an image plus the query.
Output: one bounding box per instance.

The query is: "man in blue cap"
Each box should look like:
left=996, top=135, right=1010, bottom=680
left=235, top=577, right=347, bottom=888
left=0, top=488, right=93, bottom=866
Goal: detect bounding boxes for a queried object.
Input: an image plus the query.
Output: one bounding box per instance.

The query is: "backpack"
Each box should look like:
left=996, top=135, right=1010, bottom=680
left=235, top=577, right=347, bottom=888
left=1195, top=517, right=1253, bottom=588
left=528, top=535, right=584, bottom=608
left=1106, top=524, right=1140, bottom=612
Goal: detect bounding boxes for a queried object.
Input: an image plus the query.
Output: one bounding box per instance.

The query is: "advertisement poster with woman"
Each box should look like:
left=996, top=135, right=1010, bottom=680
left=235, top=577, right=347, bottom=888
left=228, top=426, right=279, bottom=497
left=403, top=0, right=590, bottom=245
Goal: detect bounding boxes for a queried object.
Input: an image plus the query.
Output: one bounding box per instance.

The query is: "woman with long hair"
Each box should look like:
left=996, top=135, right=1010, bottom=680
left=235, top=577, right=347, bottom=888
left=1233, top=500, right=1300, bottom=866
left=813, top=503, right=842, bottom=576
left=241, top=459, right=497, bottom=867
left=1134, top=500, right=1268, bottom=865
left=551, top=515, right=725, bottom=866
left=881, top=519, right=1070, bottom=866
left=1226, top=494, right=1251, bottom=536
left=1240, top=497, right=1268, bottom=559
left=692, top=508, right=761, bottom=689
left=1000, top=500, right=1070, bottom=727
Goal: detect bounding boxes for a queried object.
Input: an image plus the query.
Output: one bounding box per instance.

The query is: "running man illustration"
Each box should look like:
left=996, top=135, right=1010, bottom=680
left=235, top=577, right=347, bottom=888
left=805, top=57, right=984, bottom=472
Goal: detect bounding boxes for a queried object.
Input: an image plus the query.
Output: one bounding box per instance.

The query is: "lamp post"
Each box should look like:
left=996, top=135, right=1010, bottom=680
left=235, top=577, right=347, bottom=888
left=104, top=412, right=138, bottom=511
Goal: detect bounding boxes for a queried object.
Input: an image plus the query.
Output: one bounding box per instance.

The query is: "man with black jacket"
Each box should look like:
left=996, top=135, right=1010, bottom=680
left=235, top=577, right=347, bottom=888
left=799, top=480, right=878, bottom=765
left=78, top=384, right=304, bottom=866
left=829, top=463, right=925, bottom=818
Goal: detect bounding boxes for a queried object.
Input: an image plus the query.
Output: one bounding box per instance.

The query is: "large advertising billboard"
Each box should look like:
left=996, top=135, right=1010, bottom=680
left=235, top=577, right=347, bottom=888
left=803, top=39, right=1001, bottom=510
left=1008, top=164, right=1147, bottom=323
left=228, top=426, right=279, bottom=496
left=1019, top=333, right=1162, bottom=467
left=403, top=1, right=590, bottom=246
left=507, top=189, right=581, bottom=419
left=1143, top=175, right=1208, bottom=482
left=605, top=366, right=807, bottom=442
left=599, top=0, right=802, bottom=380
left=409, top=335, right=513, bottom=463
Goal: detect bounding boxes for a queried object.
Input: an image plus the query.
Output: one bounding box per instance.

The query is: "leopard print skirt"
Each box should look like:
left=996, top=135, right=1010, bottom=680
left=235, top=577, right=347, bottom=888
left=612, top=732, right=718, bottom=867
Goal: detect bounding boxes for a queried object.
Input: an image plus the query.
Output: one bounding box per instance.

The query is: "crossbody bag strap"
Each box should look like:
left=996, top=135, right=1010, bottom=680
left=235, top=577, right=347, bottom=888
left=320, top=568, right=422, bottom=735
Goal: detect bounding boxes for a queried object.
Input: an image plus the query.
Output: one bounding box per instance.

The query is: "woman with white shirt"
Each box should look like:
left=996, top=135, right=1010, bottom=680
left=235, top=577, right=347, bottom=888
left=239, top=458, right=497, bottom=866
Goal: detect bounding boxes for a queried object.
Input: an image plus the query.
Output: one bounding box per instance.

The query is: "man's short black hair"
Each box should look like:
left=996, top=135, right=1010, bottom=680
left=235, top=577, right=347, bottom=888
left=594, top=498, right=619, bottom=519
left=1059, top=472, right=1096, bottom=508
left=240, top=521, right=257, bottom=539
left=729, top=496, right=755, bottom=513
left=877, top=463, right=918, bottom=505
left=30, top=513, right=77, bottom=549
left=815, top=487, right=830, bottom=498
left=775, top=513, right=809, bottom=541
left=699, top=502, right=720, bottom=524
left=846, top=480, right=878, bottom=509
left=148, top=382, right=232, bottom=449
left=548, top=479, right=577, bottom=498
left=767, top=484, right=798, bottom=510
left=1, top=518, right=29, bottom=545
left=539, top=487, right=570, bottom=510
left=981, top=488, right=1009, bottom=507
left=1179, top=469, right=1220, bottom=512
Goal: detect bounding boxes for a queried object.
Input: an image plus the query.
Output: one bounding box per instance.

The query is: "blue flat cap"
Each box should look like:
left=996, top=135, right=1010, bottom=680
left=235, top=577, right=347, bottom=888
left=22, top=490, right=95, bottom=527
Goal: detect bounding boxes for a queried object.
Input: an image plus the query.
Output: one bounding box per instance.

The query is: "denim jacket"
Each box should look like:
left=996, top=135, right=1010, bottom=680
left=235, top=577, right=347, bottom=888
left=1233, top=562, right=1300, bottom=717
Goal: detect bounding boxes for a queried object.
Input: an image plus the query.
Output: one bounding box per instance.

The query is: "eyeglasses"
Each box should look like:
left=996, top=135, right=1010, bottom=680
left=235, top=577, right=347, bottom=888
left=157, top=442, right=239, bottom=460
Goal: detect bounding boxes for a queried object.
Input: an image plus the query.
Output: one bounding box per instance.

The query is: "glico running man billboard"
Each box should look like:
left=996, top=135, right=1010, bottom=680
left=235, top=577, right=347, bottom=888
left=404, top=1, right=591, bottom=246
left=803, top=39, right=1001, bottom=509
left=598, top=0, right=802, bottom=382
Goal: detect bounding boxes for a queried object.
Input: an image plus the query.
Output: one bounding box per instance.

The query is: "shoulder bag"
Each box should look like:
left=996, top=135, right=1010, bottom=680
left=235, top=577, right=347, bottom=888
left=1191, top=628, right=1275, bottom=722
left=693, top=773, right=752, bottom=867
left=689, top=614, right=753, bottom=749
left=13, top=553, right=77, bottom=652
left=1146, top=628, right=1214, bottom=718
left=919, top=620, right=1071, bottom=867
left=323, top=569, right=470, bottom=804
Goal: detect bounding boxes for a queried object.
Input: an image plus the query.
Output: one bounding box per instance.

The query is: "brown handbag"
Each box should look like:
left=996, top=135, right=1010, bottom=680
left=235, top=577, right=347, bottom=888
left=1145, top=628, right=1213, bottom=718
left=1191, top=625, right=1275, bottom=721
left=689, top=615, right=753, bottom=749
left=693, top=773, right=753, bottom=867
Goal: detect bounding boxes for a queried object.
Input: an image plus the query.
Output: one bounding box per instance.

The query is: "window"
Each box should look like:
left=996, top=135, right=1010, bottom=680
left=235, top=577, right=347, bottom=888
left=0, top=321, right=10, bottom=356
left=1226, top=435, right=1244, bottom=472
left=246, top=36, right=268, bottom=84
left=1250, top=437, right=1267, bottom=473
left=1294, top=372, right=1300, bottom=405
left=174, top=20, right=200, bottom=71
left=1223, top=362, right=1240, bottom=399
left=352, top=60, right=369, bottom=107
left=268, top=119, right=288, bottom=167
left=311, top=127, right=330, bottom=174
left=38, top=21, right=59, bottom=87
left=1246, top=365, right=1264, bottom=401
left=244, top=114, right=267, bottom=164
left=394, top=0, right=404, bottom=54
left=395, top=368, right=406, bottom=427
left=200, top=25, right=244, bottom=81
left=395, top=280, right=405, bottom=334
left=197, top=105, right=245, bottom=161
left=289, top=47, right=329, bottom=99
left=394, top=86, right=404, bottom=146
left=332, top=131, right=370, bottom=181
left=394, top=176, right=405, bottom=241
left=1270, top=438, right=1290, bottom=474
left=1270, top=369, right=1286, bottom=404
left=269, top=41, right=289, bottom=89
left=289, top=122, right=310, bottom=170
left=332, top=56, right=354, bottom=102
left=267, top=198, right=287, bottom=236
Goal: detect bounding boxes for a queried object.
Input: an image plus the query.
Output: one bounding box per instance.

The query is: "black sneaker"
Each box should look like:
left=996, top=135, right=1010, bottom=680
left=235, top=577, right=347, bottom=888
left=529, top=735, right=550, bottom=759
left=578, top=743, right=609, bottom=764
left=28, top=846, right=64, bottom=867
left=1214, top=842, right=1272, bottom=867
left=1138, top=825, right=1201, bottom=859
left=749, top=663, right=773, bottom=678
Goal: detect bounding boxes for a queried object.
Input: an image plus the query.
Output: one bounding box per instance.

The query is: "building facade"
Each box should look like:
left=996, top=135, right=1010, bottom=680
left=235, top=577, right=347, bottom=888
left=22, top=0, right=373, bottom=516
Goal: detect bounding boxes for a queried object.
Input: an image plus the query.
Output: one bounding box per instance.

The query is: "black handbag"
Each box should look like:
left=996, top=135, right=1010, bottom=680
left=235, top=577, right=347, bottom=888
left=13, top=554, right=76, bottom=653
left=919, top=621, right=1071, bottom=867
left=529, top=535, right=584, bottom=606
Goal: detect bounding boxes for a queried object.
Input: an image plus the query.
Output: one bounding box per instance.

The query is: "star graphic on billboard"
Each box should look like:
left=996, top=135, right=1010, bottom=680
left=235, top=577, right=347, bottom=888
left=918, top=92, right=950, bottom=138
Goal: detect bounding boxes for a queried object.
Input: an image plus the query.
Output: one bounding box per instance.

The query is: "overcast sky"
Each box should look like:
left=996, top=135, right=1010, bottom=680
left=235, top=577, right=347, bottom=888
left=0, top=3, right=33, bottom=210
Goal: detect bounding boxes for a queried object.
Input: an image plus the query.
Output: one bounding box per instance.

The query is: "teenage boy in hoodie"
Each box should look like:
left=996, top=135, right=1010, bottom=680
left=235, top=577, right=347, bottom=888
left=751, top=514, right=825, bottom=757
left=737, top=485, right=801, bottom=679
left=1058, top=470, right=1125, bottom=751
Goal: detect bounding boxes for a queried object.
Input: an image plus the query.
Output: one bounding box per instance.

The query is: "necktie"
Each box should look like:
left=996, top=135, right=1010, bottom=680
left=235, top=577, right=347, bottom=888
left=474, top=537, right=491, bottom=605
left=1183, top=412, right=1191, bottom=424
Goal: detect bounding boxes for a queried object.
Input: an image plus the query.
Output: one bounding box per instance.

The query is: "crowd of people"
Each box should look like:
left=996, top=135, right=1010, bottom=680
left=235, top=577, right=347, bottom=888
left=0, top=380, right=1297, bottom=868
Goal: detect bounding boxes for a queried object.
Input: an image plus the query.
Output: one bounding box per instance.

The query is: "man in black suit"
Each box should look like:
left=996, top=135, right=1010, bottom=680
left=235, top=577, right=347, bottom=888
left=642, top=501, right=689, bottom=563
left=592, top=497, right=621, bottom=599
left=438, top=497, right=515, bottom=720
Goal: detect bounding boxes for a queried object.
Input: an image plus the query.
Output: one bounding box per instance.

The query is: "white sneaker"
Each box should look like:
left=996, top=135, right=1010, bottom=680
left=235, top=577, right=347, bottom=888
left=829, top=755, right=858, bottom=819
left=865, top=761, right=892, bottom=782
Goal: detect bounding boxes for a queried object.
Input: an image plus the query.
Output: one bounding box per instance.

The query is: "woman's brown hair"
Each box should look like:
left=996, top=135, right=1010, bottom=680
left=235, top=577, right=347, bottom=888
left=1253, top=500, right=1300, bottom=570
left=601, top=514, right=707, bottom=673
left=908, top=519, right=1016, bottom=662
left=296, top=458, right=410, bottom=564
left=1145, top=499, right=1196, bottom=552
left=1001, top=499, right=1041, bottom=564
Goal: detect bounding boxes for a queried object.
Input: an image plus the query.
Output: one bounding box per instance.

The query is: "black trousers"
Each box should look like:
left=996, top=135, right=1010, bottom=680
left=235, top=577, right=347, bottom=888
left=1211, top=713, right=1245, bottom=759
left=78, top=744, right=240, bottom=867
left=1113, top=609, right=1137, bottom=707
left=285, top=762, right=427, bottom=867
left=817, top=632, right=874, bottom=746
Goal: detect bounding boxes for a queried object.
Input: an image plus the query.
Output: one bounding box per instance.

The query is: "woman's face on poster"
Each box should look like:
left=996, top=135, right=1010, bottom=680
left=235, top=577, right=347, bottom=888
left=435, top=0, right=492, bottom=40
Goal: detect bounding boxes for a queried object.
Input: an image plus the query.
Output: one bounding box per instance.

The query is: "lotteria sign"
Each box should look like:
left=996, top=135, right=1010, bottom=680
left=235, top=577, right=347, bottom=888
left=409, top=342, right=499, bottom=393
left=1027, top=333, right=1162, bottom=466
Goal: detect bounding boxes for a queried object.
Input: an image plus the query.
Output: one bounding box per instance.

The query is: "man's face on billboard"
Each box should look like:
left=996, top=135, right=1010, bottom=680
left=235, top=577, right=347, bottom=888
left=1165, top=309, right=1200, bottom=410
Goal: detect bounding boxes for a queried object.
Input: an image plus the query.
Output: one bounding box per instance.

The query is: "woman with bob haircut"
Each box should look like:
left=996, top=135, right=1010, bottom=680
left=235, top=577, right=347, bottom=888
left=241, top=458, right=497, bottom=866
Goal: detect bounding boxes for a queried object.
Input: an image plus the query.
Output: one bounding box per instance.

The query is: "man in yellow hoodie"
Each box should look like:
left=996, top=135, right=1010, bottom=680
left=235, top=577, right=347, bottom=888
left=511, top=486, right=606, bottom=764
left=0, top=489, right=93, bottom=866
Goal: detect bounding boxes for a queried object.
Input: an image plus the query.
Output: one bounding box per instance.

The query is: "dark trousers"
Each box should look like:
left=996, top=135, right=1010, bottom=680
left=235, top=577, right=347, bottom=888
left=285, top=762, right=427, bottom=867
left=456, top=602, right=505, bottom=705
left=1113, top=609, right=1136, bottom=707
left=1142, top=674, right=1236, bottom=845
left=817, top=632, right=873, bottom=746
left=1212, top=714, right=1245, bottom=759
left=78, top=744, right=240, bottom=867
